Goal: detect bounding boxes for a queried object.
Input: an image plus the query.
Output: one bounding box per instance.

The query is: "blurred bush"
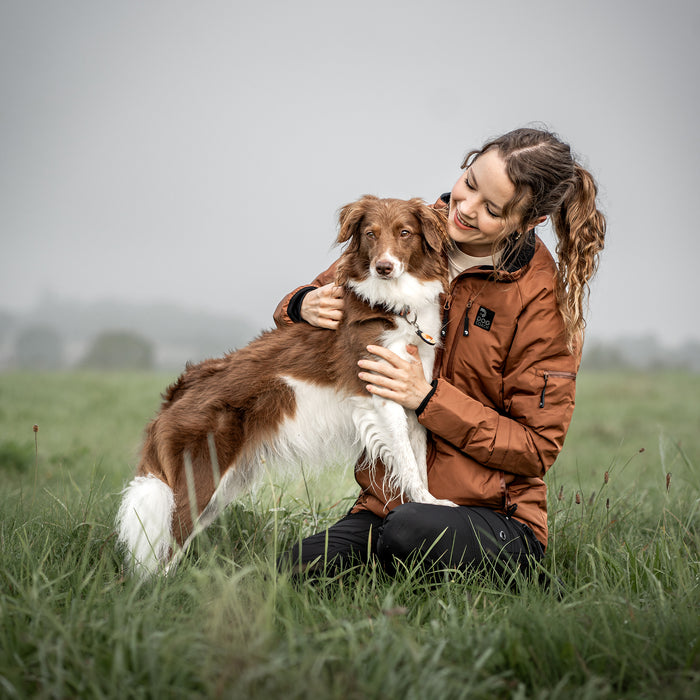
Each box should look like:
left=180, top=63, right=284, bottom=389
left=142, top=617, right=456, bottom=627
left=0, top=440, right=34, bottom=472
left=13, top=325, right=65, bottom=369
left=79, top=331, right=154, bottom=370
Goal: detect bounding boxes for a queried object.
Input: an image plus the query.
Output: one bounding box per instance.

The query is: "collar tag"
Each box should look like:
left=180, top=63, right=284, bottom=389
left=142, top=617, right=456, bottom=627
left=416, top=329, right=437, bottom=346
left=389, top=304, right=437, bottom=346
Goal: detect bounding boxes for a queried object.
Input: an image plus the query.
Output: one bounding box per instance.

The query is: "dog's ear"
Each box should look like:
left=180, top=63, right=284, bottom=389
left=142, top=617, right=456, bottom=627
left=336, top=195, right=378, bottom=245
left=336, top=196, right=376, bottom=286
left=410, top=199, right=449, bottom=254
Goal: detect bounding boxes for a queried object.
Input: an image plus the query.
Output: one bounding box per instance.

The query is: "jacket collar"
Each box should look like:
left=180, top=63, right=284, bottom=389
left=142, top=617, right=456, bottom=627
left=438, top=192, right=536, bottom=274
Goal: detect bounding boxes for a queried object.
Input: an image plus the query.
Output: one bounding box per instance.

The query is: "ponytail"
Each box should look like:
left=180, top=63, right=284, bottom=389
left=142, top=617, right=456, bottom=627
left=551, top=164, right=606, bottom=350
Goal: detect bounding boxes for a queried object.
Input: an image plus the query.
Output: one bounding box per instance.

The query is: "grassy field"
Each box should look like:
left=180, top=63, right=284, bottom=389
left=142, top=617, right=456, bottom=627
left=0, top=370, right=698, bottom=699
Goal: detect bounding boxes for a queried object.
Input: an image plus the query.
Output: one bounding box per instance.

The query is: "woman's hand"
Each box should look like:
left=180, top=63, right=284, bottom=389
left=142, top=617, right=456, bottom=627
left=357, top=344, right=433, bottom=410
left=300, top=283, right=345, bottom=329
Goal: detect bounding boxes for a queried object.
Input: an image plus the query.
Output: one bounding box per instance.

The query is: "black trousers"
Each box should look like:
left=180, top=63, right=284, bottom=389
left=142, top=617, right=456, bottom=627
left=278, top=503, right=544, bottom=578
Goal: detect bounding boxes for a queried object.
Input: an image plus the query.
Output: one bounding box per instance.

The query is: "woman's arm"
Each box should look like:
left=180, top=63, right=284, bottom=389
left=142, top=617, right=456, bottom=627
left=417, top=372, right=575, bottom=479
left=419, top=309, right=579, bottom=479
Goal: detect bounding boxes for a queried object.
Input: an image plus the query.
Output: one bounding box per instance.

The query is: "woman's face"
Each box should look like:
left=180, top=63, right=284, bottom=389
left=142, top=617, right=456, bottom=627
left=447, top=148, right=517, bottom=257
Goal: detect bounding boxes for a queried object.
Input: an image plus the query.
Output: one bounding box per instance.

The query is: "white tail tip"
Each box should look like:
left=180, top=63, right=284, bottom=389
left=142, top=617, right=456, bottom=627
left=116, top=475, right=175, bottom=578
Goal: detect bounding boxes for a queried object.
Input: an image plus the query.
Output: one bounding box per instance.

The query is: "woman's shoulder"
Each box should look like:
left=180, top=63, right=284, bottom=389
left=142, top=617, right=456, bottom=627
left=516, top=236, right=557, bottom=285
left=530, top=236, right=558, bottom=273
left=495, top=234, right=556, bottom=289
left=510, top=237, right=561, bottom=311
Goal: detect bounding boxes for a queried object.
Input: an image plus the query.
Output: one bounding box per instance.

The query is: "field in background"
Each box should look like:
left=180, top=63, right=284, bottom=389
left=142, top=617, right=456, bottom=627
left=0, top=370, right=698, bottom=698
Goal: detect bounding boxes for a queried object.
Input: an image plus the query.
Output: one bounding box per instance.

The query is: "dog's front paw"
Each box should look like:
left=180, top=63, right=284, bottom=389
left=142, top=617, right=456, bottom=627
left=430, top=497, right=459, bottom=508
left=410, top=491, right=459, bottom=508
left=430, top=498, right=457, bottom=508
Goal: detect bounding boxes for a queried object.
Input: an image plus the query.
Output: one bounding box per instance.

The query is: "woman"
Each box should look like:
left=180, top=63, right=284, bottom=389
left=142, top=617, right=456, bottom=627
left=274, top=127, right=605, bottom=578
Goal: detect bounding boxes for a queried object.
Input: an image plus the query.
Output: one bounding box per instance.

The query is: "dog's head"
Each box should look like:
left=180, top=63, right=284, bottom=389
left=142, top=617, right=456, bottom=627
left=335, top=195, right=449, bottom=286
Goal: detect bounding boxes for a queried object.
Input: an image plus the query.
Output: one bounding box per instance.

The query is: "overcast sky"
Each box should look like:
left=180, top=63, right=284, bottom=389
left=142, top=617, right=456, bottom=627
left=1, top=0, right=699, bottom=346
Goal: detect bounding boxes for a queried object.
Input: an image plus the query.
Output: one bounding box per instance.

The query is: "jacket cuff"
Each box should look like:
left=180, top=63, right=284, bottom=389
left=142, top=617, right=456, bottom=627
left=415, top=379, right=438, bottom=416
left=286, top=286, right=316, bottom=323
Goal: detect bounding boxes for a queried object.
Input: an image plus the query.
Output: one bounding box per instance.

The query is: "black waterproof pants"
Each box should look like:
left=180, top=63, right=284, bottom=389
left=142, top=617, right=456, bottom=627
left=278, top=502, right=544, bottom=577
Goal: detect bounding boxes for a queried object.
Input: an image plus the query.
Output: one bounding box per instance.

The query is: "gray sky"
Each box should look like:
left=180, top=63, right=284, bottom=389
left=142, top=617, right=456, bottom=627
left=1, top=0, right=699, bottom=345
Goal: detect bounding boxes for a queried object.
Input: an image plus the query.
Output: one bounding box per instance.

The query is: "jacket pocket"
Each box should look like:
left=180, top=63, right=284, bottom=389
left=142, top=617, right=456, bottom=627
left=537, top=370, right=577, bottom=409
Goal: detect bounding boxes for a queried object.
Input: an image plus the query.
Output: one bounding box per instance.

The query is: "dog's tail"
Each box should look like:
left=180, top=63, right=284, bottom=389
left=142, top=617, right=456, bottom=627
left=116, top=474, right=175, bottom=578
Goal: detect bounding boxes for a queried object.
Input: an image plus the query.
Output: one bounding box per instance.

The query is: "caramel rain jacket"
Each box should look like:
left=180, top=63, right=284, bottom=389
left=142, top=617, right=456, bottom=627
left=273, top=195, right=580, bottom=548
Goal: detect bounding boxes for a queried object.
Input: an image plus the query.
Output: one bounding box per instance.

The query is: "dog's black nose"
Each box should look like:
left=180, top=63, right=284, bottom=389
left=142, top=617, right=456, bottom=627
left=375, top=260, right=394, bottom=277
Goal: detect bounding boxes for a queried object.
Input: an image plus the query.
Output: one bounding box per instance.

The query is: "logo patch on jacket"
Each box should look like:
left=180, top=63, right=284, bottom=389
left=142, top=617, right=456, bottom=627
left=474, top=306, right=495, bottom=331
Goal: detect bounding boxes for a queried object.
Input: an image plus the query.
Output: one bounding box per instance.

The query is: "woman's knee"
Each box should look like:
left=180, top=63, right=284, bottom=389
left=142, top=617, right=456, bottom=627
left=377, top=503, right=540, bottom=575
left=377, top=503, right=452, bottom=568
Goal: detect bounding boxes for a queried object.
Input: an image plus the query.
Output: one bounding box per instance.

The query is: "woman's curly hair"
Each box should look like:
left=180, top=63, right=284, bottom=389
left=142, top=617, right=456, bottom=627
left=463, top=127, right=606, bottom=352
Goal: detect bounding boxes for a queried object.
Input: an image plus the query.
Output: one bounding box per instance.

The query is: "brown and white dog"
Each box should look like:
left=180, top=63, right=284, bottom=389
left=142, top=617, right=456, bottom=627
left=116, top=195, right=454, bottom=577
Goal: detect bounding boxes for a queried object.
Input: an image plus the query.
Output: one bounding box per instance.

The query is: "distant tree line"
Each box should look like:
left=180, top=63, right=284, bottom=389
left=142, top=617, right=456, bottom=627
left=581, top=336, right=700, bottom=373
left=2, top=305, right=699, bottom=373
left=8, top=326, right=154, bottom=371
left=4, top=324, right=700, bottom=373
left=0, top=300, right=259, bottom=372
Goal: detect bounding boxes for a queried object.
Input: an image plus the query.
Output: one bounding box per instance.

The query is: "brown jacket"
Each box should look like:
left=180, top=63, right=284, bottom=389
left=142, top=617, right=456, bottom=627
left=273, top=203, right=579, bottom=548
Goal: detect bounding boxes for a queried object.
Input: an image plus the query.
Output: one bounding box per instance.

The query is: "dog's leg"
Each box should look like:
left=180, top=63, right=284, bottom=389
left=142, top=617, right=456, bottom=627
left=406, top=410, right=429, bottom=490
left=405, top=411, right=456, bottom=507
left=353, top=396, right=455, bottom=507
left=165, top=460, right=257, bottom=574
left=366, top=335, right=454, bottom=507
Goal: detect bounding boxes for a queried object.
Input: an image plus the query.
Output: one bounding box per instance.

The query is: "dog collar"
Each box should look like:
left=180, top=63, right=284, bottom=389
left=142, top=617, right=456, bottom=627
left=397, top=305, right=437, bottom=346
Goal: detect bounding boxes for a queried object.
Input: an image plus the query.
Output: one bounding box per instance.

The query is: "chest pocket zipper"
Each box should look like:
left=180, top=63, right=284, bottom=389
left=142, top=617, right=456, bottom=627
left=462, top=301, right=473, bottom=337
left=539, top=370, right=577, bottom=408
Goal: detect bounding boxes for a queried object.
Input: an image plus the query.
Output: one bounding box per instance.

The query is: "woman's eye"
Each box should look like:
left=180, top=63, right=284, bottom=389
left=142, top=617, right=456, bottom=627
left=486, top=207, right=499, bottom=218
left=465, top=178, right=474, bottom=190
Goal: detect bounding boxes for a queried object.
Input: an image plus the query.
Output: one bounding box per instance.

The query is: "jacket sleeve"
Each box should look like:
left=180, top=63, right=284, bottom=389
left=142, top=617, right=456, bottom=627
left=417, top=286, right=580, bottom=479
left=272, top=260, right=340, bottom=327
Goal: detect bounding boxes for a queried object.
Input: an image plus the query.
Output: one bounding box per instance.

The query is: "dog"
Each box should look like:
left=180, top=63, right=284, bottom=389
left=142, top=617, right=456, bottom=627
left=116, top=195, right=454, bottom=577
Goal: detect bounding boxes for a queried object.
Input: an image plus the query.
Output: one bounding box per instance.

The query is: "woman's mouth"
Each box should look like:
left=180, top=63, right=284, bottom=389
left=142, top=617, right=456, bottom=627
left=454, top=209, right=477, bottom=231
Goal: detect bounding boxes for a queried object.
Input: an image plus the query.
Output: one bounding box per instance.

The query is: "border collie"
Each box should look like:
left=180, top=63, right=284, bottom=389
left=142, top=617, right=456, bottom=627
left=116, top=195, right=453, bottom=576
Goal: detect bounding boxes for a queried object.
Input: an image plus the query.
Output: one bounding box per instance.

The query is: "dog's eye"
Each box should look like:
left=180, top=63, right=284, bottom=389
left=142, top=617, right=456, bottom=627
left=365, top=230, right=376, bottom=239
left=400, top=229, right=412, bottom=238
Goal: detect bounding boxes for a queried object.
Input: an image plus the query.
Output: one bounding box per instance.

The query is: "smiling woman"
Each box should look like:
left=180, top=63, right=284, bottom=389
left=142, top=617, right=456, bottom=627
left=274, top=126, right=606, bottom=581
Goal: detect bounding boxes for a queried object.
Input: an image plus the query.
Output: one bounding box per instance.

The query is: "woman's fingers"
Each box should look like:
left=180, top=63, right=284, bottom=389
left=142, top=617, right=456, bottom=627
left=357, top=358, right=400, bottom=378
left=357, top=369, right=399, bottom=388
left=364, top=344, right=401, bottom=364
left=300, top=284, right=345, bottom=328
left=357, top=344, right=432, bottom=410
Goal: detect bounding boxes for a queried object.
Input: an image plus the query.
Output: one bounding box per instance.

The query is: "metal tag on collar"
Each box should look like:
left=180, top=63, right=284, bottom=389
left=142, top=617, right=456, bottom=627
left=397, top=305, right=435, bottom=345
left=416, top=328, right=437, bottom=346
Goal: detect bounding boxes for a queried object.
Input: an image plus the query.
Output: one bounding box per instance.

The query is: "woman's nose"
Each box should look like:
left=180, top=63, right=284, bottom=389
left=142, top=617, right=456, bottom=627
left=461, top=194, right=477, bottom=218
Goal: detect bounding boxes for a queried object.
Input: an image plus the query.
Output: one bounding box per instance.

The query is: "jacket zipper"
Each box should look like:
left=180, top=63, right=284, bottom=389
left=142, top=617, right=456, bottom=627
left=440, top=293, right=452, bottom=342
left=444, top=294, right=477, bottom=378
left=539, top=374, right=548, bottom=408
left=539, top=370, right=577, bottom=408
left=443, top=277, right=488, bottom=379
left=463, top=300, right=473, bottom=337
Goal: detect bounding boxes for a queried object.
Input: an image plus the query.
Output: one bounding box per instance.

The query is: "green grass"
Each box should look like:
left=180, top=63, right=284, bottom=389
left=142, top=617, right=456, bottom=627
left=0, top=370, right=698, bottom=698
